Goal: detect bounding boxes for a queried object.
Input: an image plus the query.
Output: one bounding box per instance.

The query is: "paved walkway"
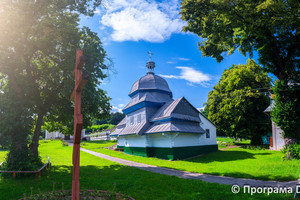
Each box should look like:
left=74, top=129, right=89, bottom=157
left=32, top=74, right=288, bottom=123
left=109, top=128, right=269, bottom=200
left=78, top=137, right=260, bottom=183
left=80, top=148, right=300, bottom=188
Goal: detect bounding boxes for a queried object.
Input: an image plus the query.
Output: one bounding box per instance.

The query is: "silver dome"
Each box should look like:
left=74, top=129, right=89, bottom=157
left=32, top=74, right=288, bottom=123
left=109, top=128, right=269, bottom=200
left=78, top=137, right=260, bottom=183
left=129, top=73, right=172, bottom=96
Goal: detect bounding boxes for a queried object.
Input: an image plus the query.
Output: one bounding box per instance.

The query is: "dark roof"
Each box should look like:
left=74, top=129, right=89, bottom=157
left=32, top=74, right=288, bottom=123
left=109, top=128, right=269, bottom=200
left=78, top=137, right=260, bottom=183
left=129, top=73, right=172, bottom=96
left=151, top=97, right=200, bottom=122
left=123, top=92, right=171, bottom=111
left=115, top=121, right=149, bottom=136
left=116, top=117, right=126, bottom=128
left=145, top=121, right=205, bottom=134
left=115, top=97, right=205, bottom=137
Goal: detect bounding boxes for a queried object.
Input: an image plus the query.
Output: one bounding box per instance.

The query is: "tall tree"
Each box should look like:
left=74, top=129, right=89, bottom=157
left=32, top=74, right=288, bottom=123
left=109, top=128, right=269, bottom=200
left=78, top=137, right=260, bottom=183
left=0, top=0, right=110, bottom=170
left=207, top=59, right=271, bottom=145
left=180, top=0, right=300, bottom=141
left=109, top=112, right=126, bottom=125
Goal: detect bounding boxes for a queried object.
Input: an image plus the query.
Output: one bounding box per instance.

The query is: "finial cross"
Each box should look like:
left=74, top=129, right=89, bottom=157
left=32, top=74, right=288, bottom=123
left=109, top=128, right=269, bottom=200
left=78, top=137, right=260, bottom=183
left=147, top=50, right=153, bottom=61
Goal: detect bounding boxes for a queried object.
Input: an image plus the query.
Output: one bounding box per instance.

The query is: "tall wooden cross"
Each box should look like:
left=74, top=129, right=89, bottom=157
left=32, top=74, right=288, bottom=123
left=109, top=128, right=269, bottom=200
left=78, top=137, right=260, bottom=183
left=70, top=49, right=89, bottom=200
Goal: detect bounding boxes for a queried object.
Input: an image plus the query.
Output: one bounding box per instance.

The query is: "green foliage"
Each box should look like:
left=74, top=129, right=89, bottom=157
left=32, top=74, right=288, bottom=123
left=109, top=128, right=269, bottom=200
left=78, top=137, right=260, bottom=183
left=180, top=0, right=299, bottom=81
left=180, top=0, right=300, bottom=140
left=217, top=137, right=250, bottom=148
left=0, top=0, right=111, bottom=166
left=241, top=145, right=270, bottom=151
left=109, top=112, right=126, bottom=125
left=92, top=112, right=125, bottom=126
left=1, top=154, right=43, bottom=178
left=281, top=143, right=300, bottom=160
left=86, top=124, right=116, bottom=134
left=272, top=81, right=300, bottom=140
left=61, top=140, right=68, bottom=147
left=200, top=105, right=209, bottom=117
left=207, top=59, right=271, bottom=145
left=0, top=134, right=10, bottom=149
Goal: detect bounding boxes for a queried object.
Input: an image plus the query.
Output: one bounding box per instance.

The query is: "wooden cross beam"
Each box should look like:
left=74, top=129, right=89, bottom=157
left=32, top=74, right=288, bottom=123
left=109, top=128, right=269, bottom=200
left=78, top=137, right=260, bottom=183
left=70, top=49, right=89, bottom=200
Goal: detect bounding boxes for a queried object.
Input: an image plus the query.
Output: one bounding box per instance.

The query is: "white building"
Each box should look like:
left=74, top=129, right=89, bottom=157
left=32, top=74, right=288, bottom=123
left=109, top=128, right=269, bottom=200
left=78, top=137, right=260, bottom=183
left=264, top=102, right=285, bottom=150
left=45, top=129, right=85, bottom=140
left=199, top=112, right=217, bottom=146
left=111, top=57, right=217, bottom=159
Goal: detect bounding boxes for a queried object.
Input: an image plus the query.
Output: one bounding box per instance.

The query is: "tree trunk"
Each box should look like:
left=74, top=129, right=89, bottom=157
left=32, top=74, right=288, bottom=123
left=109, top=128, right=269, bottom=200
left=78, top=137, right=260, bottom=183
left=6, top=130, right=29, bottom=171
left=29, top=113, right=44, bottom=158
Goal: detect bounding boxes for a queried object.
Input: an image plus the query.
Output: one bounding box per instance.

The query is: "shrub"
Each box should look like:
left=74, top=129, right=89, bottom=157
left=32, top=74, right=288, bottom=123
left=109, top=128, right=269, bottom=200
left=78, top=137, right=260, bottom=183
left=281, top=143, right=300, bottom=160
left=241, top=145, right=269, bottom=150
left=61, top=140, right=68, bottom=147
left=85, top=124, right=116, bottom=134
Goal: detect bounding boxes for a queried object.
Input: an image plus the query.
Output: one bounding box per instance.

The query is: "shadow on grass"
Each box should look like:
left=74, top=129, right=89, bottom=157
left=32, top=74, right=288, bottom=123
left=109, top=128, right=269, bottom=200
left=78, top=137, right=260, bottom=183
left=186, top=150, right=257, bottom=163
left=84, top=140, right=115, bottom=144
left=1, top=164, right=295, bottom=200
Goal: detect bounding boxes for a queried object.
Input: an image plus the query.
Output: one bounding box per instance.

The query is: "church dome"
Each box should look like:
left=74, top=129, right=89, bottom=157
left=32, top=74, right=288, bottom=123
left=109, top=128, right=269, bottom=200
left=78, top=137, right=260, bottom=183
left=129, top=73, right=172, bottom=97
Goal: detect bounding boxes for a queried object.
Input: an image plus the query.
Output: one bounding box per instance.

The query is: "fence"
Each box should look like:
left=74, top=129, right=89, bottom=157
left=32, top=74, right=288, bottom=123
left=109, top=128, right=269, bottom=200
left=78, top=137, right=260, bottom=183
left=0, top=157, right=50, bottom=180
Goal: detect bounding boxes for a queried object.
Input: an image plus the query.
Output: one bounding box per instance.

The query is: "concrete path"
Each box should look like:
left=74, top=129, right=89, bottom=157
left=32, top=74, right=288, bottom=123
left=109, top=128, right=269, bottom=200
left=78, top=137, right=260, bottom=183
left=80, top=148, right=300, bottom=188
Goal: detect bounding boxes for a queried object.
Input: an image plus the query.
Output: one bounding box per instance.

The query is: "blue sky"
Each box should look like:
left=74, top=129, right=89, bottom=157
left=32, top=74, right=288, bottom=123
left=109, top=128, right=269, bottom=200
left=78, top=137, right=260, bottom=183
left=80, top=0, right=255, bottom=112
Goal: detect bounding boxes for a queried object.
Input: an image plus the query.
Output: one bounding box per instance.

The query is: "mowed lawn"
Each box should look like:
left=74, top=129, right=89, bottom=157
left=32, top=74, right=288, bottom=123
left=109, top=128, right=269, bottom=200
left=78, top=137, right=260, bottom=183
left=82, top=140, right=300, bottom=181
left=0, top=140, right=291, bottom=200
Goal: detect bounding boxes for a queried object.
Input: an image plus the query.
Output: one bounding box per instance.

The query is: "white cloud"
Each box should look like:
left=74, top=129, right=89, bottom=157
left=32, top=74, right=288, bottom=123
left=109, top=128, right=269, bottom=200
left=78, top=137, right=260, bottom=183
left=118, top=104, right=125, bottom=108
left=197, top=106, right=205, bottom=112
left=160, top=66, right=211, bottom=87
left=167, top=61, right=176, bottom=64
left=177, top=57, right=190, bottom=61
left=100, top=0, right=186, bottom=42
left=167, top=57, right=190, bottom=64
left=111, top=106, right=122, bottom=113
left=94, top=8, right=101, bottom=15
left=111, top=103, right=125, bottom=113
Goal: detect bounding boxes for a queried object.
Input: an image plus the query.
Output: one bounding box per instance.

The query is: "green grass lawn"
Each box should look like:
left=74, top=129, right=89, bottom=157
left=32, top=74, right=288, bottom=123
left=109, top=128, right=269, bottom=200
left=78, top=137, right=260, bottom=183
left=0, top=150, right=7, bottom=162
left=217, top=137, right=251, bottom=148
left=83, top=140, right=300, bottom=181
left=0, top=140, right=291, bottom=199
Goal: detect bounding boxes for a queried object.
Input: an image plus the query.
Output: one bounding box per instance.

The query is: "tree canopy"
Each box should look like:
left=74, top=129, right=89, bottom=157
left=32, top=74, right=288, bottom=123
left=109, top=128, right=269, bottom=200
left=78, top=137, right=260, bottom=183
left=0, top=0, right=110, bottom=170
left=180, top=0, right=299, bottom=82
left=180, top=0, right=300, bottom=141
left=207, top=59, right=271, bottom=144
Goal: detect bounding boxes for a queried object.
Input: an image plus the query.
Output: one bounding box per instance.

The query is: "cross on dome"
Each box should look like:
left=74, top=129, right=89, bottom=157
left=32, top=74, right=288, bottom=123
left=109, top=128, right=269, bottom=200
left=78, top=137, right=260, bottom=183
left=147, top=50, right=153, bottom=61
left=146, top=50, right=155, bottom=74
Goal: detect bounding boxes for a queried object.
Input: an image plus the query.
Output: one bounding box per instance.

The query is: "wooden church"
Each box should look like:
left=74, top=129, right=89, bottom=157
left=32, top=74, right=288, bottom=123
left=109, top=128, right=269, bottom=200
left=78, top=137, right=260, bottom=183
left=111, top=54, right=217, bottom=159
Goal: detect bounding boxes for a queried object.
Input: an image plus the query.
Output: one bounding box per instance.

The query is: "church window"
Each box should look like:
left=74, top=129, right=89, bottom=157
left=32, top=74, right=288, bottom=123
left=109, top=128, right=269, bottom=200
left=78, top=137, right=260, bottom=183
left=137, top=114, right=141, bottom=124
left=206, top=129, right=210, bottom=138
left=130, top=116, right=134, bottom=125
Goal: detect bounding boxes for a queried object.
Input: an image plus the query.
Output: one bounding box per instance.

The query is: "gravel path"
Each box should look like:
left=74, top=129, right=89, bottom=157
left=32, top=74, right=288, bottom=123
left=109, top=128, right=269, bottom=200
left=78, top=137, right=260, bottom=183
left=80, top=148, right=300, bottom=188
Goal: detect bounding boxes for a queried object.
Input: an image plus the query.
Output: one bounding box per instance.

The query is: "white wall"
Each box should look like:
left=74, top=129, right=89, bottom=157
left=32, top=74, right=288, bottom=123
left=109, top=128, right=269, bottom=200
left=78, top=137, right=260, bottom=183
left=45, top=130, right=64, bottom=139
left=199, top=114, right=217, bottom=145
left=173, top=133, right=201, bottom=147
left=148, top=133, right=172, bottom=147
left=45, top=130, right=84, bottom=140
left=124, top=135, right=147, bottom=147
left=271, top=122, right=285, bottom=150
left=123, top=131, right=217, bottom=148
left=118, top=137, right=126, bottom=147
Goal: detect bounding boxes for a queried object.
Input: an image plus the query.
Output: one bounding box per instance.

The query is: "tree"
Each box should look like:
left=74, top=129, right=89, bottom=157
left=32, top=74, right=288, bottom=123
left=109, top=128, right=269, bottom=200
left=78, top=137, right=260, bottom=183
left=207, top=59, right=271, bottom=145
left=109, top=112, right=126, bottom=125
left=91, top=112, right=126, bottom=125
left=200, top=105, right=209, bottom=118
left=180, top=0, right=300, bottom=141
left=0, top=0, right=110, bottom=170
